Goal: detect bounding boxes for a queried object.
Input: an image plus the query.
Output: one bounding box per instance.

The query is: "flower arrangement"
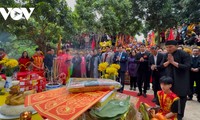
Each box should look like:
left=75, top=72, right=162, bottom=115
left=183, top=47, right=192, bottom=55
left=99, top=41, right=112, bottom=52
left=98, top=62, right=120, bottom=80
left=99, top=41, right=112, bottom=47
left=0, top=58, right=18, bottom=76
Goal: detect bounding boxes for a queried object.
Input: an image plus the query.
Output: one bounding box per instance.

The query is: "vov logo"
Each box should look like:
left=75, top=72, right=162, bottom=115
left=0, top=8, right=34, bottom=20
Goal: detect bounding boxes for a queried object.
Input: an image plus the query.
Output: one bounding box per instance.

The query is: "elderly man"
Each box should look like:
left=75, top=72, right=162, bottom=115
left=163, top=40, right=191, bottom=120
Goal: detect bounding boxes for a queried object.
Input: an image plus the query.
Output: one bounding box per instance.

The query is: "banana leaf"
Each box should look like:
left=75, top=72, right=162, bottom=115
left=90, top=96, right=130, bottom=119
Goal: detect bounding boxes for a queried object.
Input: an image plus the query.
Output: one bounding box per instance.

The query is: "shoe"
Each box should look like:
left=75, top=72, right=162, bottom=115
left=143, top=93, right=147, bottom=98
left=118, top=89, right=123, bottom=93
left=137, top=93, right=142, bottom=96
left=130, top=87, right=133, bottom=90
left=152, top=98, right=156, bottom=102
left=133, top=88, right=136, bottom=91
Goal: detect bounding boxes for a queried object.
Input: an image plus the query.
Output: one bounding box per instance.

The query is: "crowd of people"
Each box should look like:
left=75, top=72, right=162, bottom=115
left=60, top=40, right=199, bottom=120
left=0, top=38, right=200, bottom=120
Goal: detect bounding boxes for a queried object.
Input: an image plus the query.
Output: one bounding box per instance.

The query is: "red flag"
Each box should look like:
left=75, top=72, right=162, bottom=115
left=168, top=28, right=174, bottom=40
left=91, top=37, right=95, bottom=50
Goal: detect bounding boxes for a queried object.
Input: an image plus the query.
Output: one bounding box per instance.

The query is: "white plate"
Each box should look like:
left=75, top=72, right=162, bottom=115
left=0, top=107, right=37, bottom=120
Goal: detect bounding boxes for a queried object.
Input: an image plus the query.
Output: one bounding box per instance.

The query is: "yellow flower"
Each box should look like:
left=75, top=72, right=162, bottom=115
left=114, top=71, right=118, bottom=76
left=0, top=58, right=18, bottom=76
left=98, top=62, right=109, bottom=72
left=106, top=67, right=117, bottom=75
left=0, top=58, right=18, bottom=68
left=8, top=59, right=18, bottom=68
left=101, top=74, right=109, bottom=79
left=110, top=64, right=120, bottom=70
left=0, top=58, right=8, bottom=64
left=104, top=74, right=109, bottom=78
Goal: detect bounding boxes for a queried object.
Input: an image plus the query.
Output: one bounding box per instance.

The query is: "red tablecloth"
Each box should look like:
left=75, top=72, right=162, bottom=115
left=17, top=71, right=44, bottom=80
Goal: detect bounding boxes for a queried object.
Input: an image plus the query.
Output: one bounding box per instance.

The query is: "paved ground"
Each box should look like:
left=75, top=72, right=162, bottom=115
left=124, top=85, right=200, bottom=120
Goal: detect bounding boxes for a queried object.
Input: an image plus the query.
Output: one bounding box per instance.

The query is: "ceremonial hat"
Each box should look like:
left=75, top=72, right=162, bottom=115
left=165, top=40, right=178, bottom=46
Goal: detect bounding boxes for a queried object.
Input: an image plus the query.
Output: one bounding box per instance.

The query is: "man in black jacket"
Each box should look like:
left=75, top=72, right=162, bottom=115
left=149, top=46, right=165, bottom=102
left=44, top=48, right=55, bottom=80
left=135, top=44, right=150, bottom=97
left=163, top=40, right=191, bottom=120
left=188, top=47, right=200, bottom=102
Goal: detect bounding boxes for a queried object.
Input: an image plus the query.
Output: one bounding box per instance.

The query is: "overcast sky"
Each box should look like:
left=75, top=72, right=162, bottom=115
left=66, top=0, right=76, bottom=11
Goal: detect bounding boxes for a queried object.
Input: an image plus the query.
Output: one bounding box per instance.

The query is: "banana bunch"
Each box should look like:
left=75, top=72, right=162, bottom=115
left=0, top=76, right=6, bottom=95
left=139, top=103, right=150, bottom=120
left=5, top=85, right=35, bottom=105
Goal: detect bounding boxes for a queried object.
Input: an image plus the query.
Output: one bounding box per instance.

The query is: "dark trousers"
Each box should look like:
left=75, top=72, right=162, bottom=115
left=178, top=96, right=187, bottom=120
left=118, top=71, right=125, bottom=92
left=152, top=72, right=161, bottom=98
left=146, top=70, right=151, bottom=89
left=188, top=72, right=199, bottom=99
left=86, top=68, right=90, bottom=78
left=196, top=77, right=200, bottom=101
left=137, top=71, right=148, bottom=94
left=130, top=76, right=137, bottom=89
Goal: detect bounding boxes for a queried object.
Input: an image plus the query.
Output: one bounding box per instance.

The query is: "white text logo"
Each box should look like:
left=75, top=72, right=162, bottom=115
left=0, top=8, right=34, bottom=20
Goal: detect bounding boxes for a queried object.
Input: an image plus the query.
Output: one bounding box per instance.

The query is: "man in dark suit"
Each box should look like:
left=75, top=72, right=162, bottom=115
left=188, top=47, right=200, bottom=102
left=163, top=40, right=191, bottom=120
left=149, top=46, right=165, bottom=102
left=113, top=45, right=128, bottom=93
left=135, top=44, right=150, bottom=97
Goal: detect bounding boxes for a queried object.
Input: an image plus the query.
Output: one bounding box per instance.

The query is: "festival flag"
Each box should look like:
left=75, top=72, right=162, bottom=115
left=115, top=35, right=119, bottom=46
left=145, top=38, right=148, bottom=46
left=167, top=28, right=174, bottom=40
left=118, top=34, right=122, bottom=46
left=91, top=37, right=96, bottom=50
left=121, top=35, right=124, bottom=46
left=150, top=31, right=155, bottom=46
left=57, top=35, right=62, bottom=56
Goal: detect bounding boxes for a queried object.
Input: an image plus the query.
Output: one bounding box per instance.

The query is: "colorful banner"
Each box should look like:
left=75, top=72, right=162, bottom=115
left=91, top=37, right=96, bottom=50
left=167, top=28, right=174, bottom=41
left=150, top=31, right=155, bottom=46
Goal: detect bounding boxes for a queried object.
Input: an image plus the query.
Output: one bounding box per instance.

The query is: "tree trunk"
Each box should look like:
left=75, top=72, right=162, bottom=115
left=156, top=26, right=160, bottom=46
left=157, top=27, right=161, bottom=45
left=35, top=38, right=47, bottom=55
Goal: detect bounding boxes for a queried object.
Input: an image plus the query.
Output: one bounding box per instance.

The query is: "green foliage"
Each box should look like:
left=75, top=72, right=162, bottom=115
left=0, top=0, right=76, bottom=54
left=178, top=0, right=200, bottom=23
left=74, top=0, right=143, bottom=35
left=131, top=0, right=185, bottom=44
left=132, top=0, right=200, bottom=31
left=0, top=0, right=199, bottom=53
left=0, top=33, right=36, bottom=59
